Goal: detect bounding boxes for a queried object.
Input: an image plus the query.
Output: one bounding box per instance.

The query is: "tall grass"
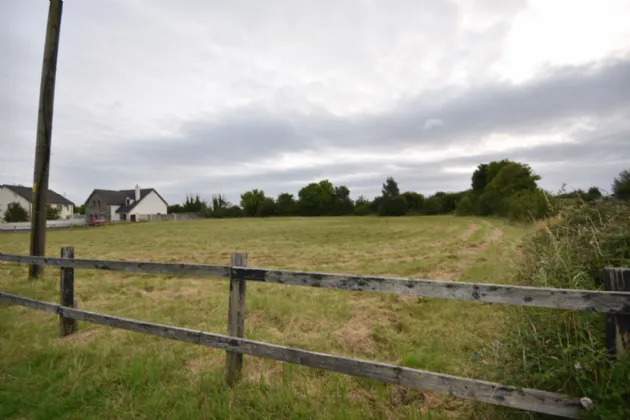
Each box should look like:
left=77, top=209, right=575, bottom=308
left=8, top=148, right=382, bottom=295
left=498, top=203, right=630, bottom=419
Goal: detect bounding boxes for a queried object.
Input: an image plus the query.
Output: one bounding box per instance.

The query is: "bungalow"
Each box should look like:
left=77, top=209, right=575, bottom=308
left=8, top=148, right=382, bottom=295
left=0, top=184, right=75, bottom=220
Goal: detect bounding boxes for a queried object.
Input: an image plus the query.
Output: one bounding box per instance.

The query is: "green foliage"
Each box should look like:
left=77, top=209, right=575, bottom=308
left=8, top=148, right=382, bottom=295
left=423, top=195, right=443, bottom=215
left=297, top=181, right=336, bottom=216
left=76, top=204, right=86, bottom=215
left=168, top=194, right=206, bottom=214
left=46, top=205, right=61, bottom=220
left=588, top=186, right=602, bottom=200
left=256, top=198, right=277, bottom=217
left=501, top=203, right=630, bottom=419
left=225, top=205, right=244, bottom=218
left=3, top=202, right=29, bottom=223
left=378, top=196, right=407, bottom=216
left=455, top=194, right=474, bottom=216
left=460, top=160, right=543, bottom=219
left=613, top=169, right=630, bottom=200
left=381, top=177, right=400, bottom=197
left=353, top=203, right=372, bottom=216
left=503, top=188, right=556, bottom=221
left=276, top=193, right=297, bottom=216
left=355, top=195, right=369, bottom=206
left=471, top=163, right=489, bottom=195
left=402, top=191, right=424, bottom=213
left=240, top=189, right=266, bottom=217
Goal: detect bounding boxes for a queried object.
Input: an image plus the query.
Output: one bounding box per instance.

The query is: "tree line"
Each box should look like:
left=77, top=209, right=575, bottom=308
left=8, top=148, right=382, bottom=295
left=166, top=162, right=629, bottom=221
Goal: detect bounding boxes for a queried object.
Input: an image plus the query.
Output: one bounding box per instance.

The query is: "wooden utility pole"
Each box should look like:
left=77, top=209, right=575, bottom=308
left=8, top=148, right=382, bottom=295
left=29, top=0, right=63, bottom=279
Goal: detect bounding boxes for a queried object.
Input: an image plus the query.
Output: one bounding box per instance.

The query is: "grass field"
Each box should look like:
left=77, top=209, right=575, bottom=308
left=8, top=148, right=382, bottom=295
left=0, top=216, right=530, bottom=419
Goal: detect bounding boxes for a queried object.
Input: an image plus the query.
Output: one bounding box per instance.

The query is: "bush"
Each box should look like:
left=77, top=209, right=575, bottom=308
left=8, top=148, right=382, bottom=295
left=378, top=196, right=407, bottom=216
left=498, top=203, right=630, bottom=419
left=3, top=202, right=29, bottom=222
left=256, top=198, right=276, bottom=217
left=455, top=194, right=475, bottom=216
left=225, top=205, right=244, bottom=218
left=353, top=203, right=372, bottom=216
left=504, top=188, right=556, bottom=221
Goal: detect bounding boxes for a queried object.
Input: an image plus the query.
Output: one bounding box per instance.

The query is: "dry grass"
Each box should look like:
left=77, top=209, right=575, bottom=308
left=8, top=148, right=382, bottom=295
left=0, top=216, right=528, bottom=419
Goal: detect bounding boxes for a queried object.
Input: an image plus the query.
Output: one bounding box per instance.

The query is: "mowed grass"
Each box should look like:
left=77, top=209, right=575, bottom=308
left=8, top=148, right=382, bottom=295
left=0, top=216, right=529, bottom=419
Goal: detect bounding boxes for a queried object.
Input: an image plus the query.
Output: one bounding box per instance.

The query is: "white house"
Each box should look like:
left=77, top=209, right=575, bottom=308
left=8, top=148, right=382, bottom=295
left=0, top=184, right=75, bottom=221
left=84, top=185, right=168, bottom=222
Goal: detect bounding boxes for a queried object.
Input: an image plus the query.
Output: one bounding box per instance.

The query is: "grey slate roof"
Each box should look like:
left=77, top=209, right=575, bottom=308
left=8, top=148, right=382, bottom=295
left=86, top=188, right=167, bottom=214
left=2, top=184, right=75, bottom=206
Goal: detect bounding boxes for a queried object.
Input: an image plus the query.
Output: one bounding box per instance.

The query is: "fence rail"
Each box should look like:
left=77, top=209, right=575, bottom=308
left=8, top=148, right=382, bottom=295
left=2, top=250, right=629, bottom=418
left=1, top=253, right=629, bottom=314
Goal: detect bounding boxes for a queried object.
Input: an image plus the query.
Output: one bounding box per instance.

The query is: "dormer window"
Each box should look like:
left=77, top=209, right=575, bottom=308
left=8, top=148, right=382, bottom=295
left=126, top=197, right=132, bottom=206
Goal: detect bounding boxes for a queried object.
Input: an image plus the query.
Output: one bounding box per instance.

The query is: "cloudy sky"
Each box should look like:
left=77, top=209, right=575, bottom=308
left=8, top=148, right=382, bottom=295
left=2, top=0, right=629, bottom=205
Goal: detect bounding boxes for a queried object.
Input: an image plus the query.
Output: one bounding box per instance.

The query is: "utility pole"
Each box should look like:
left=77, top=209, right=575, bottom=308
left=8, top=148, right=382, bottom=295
left=29, top=0, right=63, bottom=279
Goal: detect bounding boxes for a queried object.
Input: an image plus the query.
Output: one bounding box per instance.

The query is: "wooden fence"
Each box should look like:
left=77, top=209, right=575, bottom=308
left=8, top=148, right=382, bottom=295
left=1, top=249, right=630, bottom=419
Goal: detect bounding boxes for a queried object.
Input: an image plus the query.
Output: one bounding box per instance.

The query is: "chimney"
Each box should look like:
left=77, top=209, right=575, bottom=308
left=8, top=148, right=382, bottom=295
left=135, top=184, right=140, bottom=201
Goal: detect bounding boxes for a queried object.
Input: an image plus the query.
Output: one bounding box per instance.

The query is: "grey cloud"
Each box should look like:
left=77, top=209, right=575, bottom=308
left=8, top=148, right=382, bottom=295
left=105, top=56, right=630, bottom=169
left=2, top=1, right=629, bottom=206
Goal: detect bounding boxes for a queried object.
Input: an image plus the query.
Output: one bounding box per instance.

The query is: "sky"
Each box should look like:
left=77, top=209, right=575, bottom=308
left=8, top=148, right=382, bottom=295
left=1, top=0, right=629, bottom=206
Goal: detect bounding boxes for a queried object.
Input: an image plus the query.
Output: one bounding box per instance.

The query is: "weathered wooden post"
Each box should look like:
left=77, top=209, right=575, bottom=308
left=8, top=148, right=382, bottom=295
left=604, top=267, right=630, bottom=356
left=59, top=246, right=76, bottom=336
left=226, top=252, right=248, bottom=385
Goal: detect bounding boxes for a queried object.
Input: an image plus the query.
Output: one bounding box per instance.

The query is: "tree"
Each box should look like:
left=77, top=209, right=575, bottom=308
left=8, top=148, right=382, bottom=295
left=378, top=196, right=407, bottom=216
left=256, top=197, right=277, bottom=217
left=297, top=180, right=335, bottom=216
left=332, top=185, right=354, bottom=215
left=276, top=193, right=297, bottom=216
left=182, top=194, right=206, bottom=213
left=402, top=192, right=424, bottom=213
left=471, top=164, right=489, bottom=195
left=423, top=194, right=444, bottom=215
left=46, top=205, right=61, bottom=220
left=3, top=202, right=29, bottom=222
left=381, top=176, right=401, bottom=197
left=240, top=189, right=266, bottom=216
left=76, top=204, right=85, bottom=215
left=211, top=194, right=230, bottom=211
left=586, top=187, right=602, bottom=201
left=355, top=195, right=369, bottom=206
left=612, top=169, right=630, bottom=200
left=478, top=161, right=541, bottom=216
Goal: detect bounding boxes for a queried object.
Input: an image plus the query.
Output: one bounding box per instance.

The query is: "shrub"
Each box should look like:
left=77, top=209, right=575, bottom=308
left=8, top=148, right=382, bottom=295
left=455, top=194, right=474, bottom=216
left=353, top=203, right=372, bottom=216
left=225, top=205, right=244, bottom=218
left=498, top=203, right=630, bottom=419
left=378, top=196, right=407, bottom=216
left=3, top=202, right=29, bottom=222
left=256, top=198, right=277, bottom=217
left=504, top=188, right=556, bottom=221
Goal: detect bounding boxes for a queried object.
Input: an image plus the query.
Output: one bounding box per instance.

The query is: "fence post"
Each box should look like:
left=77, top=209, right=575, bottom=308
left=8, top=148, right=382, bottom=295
left=604, top=267, right=630, bottom=357
left=226, top=252, right=248, bottom=385
left=59, top=246, right=77, bottom=336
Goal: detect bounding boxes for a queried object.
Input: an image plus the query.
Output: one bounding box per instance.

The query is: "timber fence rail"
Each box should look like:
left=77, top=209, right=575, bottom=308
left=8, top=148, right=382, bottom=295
left=1, top=250, right=630, bottom=419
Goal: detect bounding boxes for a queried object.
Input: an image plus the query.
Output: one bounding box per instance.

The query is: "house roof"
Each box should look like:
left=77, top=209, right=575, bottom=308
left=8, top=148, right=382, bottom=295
left=2, top=184, right=75, bottom=206
left=86, top=188, right=168, bottom=214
